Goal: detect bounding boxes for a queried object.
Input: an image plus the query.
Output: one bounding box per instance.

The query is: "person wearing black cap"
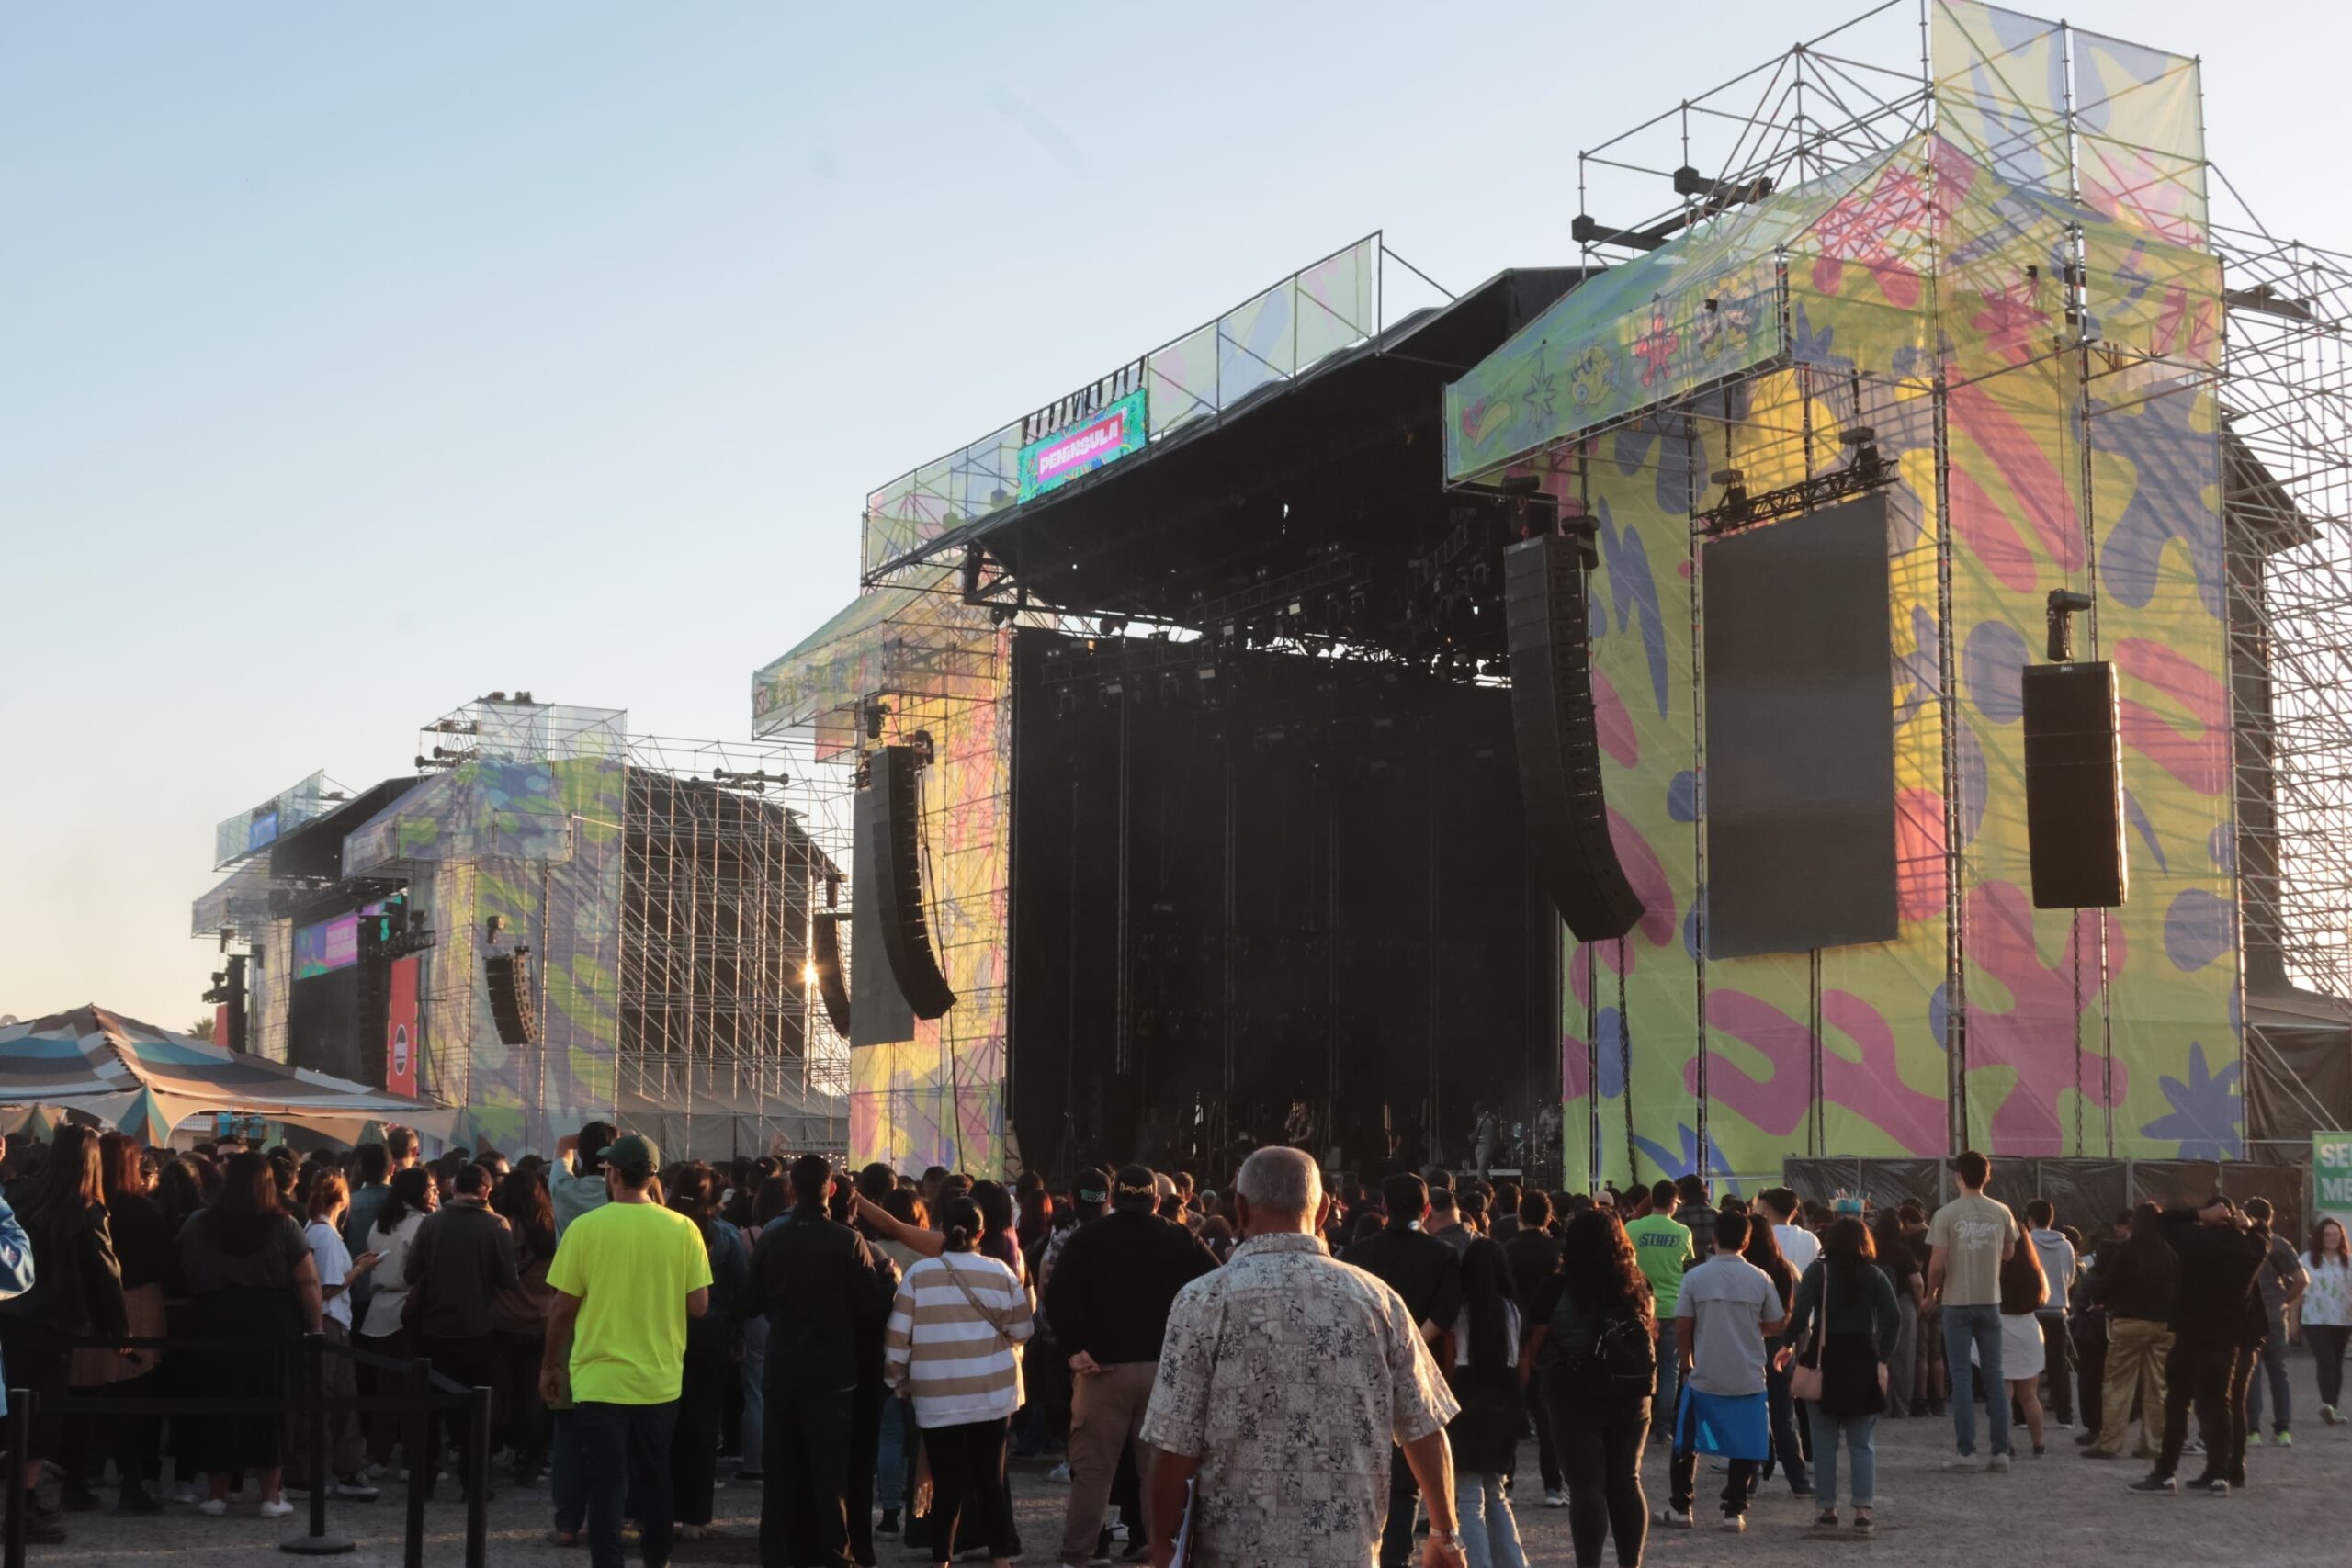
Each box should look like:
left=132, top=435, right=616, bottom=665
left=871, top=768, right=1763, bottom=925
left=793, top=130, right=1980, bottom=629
left=1043, top=1165, right=1217, bottom=1568
left=541, top=1134, right=714, bottom=1568
left=746, top=1154, right=893, bottom=1568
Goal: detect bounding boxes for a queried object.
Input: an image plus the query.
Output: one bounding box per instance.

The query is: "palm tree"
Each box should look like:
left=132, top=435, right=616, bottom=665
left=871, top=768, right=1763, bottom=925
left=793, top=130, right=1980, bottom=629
left=187, top=1016, right=217, bottom=1043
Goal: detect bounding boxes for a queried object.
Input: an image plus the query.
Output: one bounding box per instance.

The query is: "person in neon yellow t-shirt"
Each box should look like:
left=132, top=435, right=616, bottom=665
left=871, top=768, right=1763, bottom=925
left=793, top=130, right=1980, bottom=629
left=1626, top=1179, right=1697, bottom=1438
left=541, top=1134, right=712, bottom=1568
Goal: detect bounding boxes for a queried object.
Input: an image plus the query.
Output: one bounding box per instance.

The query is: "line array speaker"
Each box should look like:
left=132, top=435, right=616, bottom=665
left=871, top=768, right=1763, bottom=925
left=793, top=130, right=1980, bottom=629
left=811, top=910, right=854, bottom=1037
left=483, top=949, right=537, bottom=1045
left=1504, top=533, right=1645, bottom=942
left=2022, top=661, right=2128, bottom=908
left=870, top=746, right=958, bottom=1019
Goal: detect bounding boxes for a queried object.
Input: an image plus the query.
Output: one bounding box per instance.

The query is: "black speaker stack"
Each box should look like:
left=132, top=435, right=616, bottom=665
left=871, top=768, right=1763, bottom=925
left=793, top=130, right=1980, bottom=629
left=483, top=948, right=537, bottom=1045
left=1503, top=532, right=1645, bottom=942
left=2021, top=661, right=2128, bottom=908
left=868, top=745, right=958, bottom=1020
left=811, top=911, right=854, bottom=1037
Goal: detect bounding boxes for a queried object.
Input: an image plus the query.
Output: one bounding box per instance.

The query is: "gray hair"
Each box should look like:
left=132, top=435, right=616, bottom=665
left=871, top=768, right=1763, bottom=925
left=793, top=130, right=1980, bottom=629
left=1235, top=1147, right=1320, bottom=1216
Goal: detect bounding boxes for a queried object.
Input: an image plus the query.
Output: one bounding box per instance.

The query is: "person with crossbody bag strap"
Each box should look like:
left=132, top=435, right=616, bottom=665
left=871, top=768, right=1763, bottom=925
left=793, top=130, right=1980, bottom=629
left=884, top=1196, right=1035, bottom=1568
left=1780, top=1218, right=1900, bottom=1533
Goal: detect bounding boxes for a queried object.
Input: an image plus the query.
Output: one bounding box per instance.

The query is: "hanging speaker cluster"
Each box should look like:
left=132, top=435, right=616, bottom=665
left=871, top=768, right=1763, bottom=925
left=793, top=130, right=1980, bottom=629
left=2022, top=661, right=2128, bottom=908
left=483, top=948, right=537, bottom=1045
left=810, top=910, right=854, bottom=1037
left=1503, top=532, right=1645, bottom=941
left=869, top=745, right=957, bottom=1019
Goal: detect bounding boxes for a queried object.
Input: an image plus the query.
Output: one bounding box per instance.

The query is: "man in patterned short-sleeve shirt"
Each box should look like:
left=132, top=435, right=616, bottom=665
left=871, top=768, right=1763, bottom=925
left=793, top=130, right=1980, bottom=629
left=1140, top=1147, right=1464, bottom=1568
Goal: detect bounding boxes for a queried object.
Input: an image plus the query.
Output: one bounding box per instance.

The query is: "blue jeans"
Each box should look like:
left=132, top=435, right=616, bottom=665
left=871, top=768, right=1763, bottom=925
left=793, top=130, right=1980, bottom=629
left=1453, top=1472, right=1526, bottom=1568
left=1651, top=1323, right=1681, bottom=1442
left=876, top=1393, right=913, bottom=1511
left=737, top=1314, right=769, bottom=1472
left=1807, top=1407, right=1878, bottom=1508
left=1942, top=1303, right=2010, bottom=1457
left=2246, top=1318, right=2291, bottom=1434
left=550, top=1406, right=586, bottom=1534
left=1759, top=1339, right=1811, bottom=1491
left=576, top=1400, right=679, bottom=1568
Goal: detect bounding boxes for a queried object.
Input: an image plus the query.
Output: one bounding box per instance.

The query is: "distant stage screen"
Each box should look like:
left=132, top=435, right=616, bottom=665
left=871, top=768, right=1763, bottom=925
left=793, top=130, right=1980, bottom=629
left=292, top=900, right=387, bottom=979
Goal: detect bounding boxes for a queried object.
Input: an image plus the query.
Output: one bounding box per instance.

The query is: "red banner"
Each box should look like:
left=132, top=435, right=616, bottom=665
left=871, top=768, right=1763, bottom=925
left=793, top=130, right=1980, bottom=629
left=385, top=955, right=419, bottom=1096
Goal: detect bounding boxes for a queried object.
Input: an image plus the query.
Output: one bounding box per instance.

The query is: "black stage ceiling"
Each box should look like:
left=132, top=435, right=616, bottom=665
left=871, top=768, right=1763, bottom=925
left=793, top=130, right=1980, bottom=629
left=933, top=266, right=1589, bottom=666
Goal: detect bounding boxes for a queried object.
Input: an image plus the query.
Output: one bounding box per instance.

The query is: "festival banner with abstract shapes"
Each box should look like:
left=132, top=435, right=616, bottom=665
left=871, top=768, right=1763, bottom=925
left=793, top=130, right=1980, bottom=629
left=2081, top=229, right=2222, bottom=370
left=2091, top=385, right=2236, bottom=1157
left=849, top=630, right=1013, bottom=1176
left=1932, top=3, right=2071, bottom=197
left=1560, top=418, right=1705, bottom=1189
left=2071, top=28, right=2206, bottom=243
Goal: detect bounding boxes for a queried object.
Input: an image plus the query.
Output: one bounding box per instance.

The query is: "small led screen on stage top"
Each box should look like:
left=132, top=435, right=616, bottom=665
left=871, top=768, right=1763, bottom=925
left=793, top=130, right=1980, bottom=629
left=1016, top=389, right=1148, bottom=502
left=1702, top=493, right=1898, bottom=959
left=292, top=900, right=388, bottom=979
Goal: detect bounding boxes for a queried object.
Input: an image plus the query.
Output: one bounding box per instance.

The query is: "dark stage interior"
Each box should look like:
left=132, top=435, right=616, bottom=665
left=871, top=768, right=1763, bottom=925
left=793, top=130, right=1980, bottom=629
left=1009, top=628, right=1550, bottom=1184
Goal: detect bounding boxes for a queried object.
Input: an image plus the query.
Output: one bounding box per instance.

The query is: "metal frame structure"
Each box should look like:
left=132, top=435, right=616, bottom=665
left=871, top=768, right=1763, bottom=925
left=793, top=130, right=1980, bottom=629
left=616, top=733, right=855, bottom=1114
left=1455, top=0, right=2351, bottom=1173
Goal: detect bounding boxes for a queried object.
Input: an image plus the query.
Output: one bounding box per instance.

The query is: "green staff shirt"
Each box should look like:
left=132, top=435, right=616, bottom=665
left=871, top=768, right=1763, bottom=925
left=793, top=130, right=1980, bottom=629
left=546, top=1201, right=713, bottom=1405
left=1627, top=1213, right=1696, bottom=1316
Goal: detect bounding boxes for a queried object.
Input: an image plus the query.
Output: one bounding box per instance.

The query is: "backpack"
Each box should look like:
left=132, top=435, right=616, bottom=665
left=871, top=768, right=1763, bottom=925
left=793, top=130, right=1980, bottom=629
left=1554, top=1287, right=1657, bottom=1397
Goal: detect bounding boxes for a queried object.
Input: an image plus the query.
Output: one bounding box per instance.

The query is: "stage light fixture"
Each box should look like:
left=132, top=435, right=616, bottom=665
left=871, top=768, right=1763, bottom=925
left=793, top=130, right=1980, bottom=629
left=1839, top=426, right=1884, bottom=485
left=960, top=544, right=985, bottom=603
left=2044, top=588, right=2095, bottom=661
left=864, top=703, right=888, bottom=741
left=1712, top=468, right=1750, bottom=525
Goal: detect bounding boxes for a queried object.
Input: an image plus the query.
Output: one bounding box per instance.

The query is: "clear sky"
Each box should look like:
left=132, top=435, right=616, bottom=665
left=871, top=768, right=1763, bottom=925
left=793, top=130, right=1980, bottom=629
left=3, top=0, right=2343, bottom=1032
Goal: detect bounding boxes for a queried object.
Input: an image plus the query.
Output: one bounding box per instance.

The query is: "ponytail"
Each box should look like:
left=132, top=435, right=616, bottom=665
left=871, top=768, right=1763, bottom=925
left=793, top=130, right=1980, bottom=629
left=936, top=1195, right=983, bottom=1253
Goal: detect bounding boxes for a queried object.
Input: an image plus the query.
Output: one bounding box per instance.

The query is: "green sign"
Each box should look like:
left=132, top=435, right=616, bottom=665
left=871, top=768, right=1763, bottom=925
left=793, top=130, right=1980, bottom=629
left=2315, top=1131, right=2352, bottom=1217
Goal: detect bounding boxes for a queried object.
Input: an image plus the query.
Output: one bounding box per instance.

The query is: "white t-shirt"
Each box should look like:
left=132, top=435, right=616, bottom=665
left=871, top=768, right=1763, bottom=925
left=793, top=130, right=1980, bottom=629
left=306, top=1220, right=355, bottom=1330
left=2303, top=1253, right=2352, bottom=1328
left=1775, top=1224, right=1821, bottom=1273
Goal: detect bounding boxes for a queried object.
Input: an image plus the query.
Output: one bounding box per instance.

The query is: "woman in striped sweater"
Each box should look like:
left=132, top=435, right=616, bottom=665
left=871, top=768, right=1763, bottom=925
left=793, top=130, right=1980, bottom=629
left=885, top=1194, right=1035, bottom=1568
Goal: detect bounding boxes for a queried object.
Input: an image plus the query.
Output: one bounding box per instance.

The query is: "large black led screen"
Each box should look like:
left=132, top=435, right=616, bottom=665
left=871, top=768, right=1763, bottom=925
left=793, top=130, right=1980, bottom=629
left=1702, top=493, right=1897, bottom=958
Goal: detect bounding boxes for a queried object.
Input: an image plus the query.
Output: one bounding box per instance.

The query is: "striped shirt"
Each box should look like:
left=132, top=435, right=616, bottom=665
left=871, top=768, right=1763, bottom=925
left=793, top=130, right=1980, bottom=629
left=885, top=1252, right=1034, bottom=1427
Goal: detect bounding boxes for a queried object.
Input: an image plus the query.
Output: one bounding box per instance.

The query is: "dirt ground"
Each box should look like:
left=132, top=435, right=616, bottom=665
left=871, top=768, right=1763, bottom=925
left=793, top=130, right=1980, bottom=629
left=26, top=1348, right=2344, bottom=1565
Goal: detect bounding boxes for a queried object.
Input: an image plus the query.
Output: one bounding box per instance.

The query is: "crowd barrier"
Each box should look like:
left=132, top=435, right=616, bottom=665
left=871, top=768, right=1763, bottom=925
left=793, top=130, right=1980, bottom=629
left=1782, top=1156, right=2311, bottom=1247
left=3, top=1331, right=492, bottom=1568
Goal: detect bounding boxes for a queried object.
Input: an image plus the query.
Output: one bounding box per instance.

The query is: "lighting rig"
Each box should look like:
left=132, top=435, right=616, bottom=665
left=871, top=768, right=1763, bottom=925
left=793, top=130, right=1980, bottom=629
left=1696, top=425, right=1894, bottom=536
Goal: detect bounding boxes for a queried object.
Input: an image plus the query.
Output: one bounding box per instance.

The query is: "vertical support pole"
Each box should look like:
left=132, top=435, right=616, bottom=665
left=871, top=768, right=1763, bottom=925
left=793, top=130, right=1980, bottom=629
left=5, top=1391, right=28, bottom=1568
left=403, top=1359, right=432, bottom=1568
left=307, top=1334, right=330, bottom=1536
left=465, top=1385, right=493, bottom=1568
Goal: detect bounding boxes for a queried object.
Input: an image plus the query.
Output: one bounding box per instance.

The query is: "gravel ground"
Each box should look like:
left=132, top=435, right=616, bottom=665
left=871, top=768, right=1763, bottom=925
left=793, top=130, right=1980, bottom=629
left=20, top=1349, right=2345, bottom=1566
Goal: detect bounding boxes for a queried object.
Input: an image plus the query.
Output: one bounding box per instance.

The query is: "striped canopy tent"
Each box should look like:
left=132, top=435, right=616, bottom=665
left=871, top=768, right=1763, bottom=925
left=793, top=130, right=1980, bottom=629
left=0, top=1005, right=455, bottom=1146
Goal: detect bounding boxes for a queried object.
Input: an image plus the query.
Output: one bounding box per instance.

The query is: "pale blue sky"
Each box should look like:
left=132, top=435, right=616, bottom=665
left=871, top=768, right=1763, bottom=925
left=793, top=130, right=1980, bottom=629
left=3, top=1, right=2342, bottom=1029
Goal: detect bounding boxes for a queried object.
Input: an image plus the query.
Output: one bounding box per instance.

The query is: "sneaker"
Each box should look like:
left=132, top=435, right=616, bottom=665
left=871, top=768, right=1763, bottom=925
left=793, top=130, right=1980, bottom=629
left=2274, top=1431, right=2293, bottom=1449
left=1986, top=1452, right=2012, bottom=1473
left=1656, top=1506, right=1694, bottom=1529
left=2248, top=1432, right=2265, bottom=1447
left=334, top=1480, right=381, bottom=1501
left=260, top=1499, right=295, bottom=1520
left=197, top=1498, right=230, bottom=1517
left=2321, top=1405, right=2341, bottom=1426
left=2208, top=1479, right=2233, bottom=1495
left=1718, top=1514, right=1747, bottom=1533
left=172, top=1483, right=197, bottom=1506
left=1047, top=1462, right=1072, bottom=1484
left=364, top=1464, right=388, bottom=1483
left=877, top=1509, right=901, bottom=1537
left=2127, top=1474, right=2179, bottom=1495
left=1942, top=1455, right=1980, bottom=1472
left=1543, top=1489, right=1566, bottom=1509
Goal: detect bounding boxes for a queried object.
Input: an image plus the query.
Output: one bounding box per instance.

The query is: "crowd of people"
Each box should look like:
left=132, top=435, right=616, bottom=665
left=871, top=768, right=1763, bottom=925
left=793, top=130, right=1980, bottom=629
left=0, top=1124, right=2336, bottom=1568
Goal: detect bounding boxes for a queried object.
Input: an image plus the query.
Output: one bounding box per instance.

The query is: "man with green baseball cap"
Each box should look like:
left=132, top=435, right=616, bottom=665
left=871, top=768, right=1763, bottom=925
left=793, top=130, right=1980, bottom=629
left=543, top=1133, right=712, bottom=1568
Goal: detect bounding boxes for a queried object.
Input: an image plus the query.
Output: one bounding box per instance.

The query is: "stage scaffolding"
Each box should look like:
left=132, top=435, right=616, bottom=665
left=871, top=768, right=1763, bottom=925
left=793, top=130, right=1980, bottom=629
left=1443, top=0, right=2352, bottom=1173
left=616, top=732, right=855, bottom=1121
